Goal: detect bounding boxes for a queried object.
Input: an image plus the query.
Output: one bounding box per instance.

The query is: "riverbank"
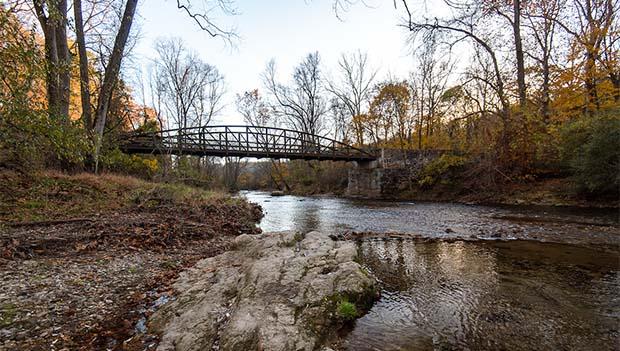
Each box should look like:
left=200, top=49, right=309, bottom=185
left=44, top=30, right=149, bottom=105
left=252, top=175, right=618, bottom=209
left=392, top=176, right=619, bottom=209
left=0, top=171, right=262, bottom=350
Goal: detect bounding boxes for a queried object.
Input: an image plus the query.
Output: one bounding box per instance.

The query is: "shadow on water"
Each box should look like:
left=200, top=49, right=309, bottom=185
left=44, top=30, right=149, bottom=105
left=342, top=240, right=619, bottom=351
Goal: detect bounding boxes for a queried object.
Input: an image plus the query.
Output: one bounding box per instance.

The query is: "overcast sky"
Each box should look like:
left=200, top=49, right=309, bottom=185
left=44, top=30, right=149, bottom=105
left=133, top=0, right=422, bottom=124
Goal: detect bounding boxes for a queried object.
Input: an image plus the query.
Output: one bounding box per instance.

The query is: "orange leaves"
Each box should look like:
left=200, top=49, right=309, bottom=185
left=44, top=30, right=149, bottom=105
left=367, top=81, right=412, bottom=148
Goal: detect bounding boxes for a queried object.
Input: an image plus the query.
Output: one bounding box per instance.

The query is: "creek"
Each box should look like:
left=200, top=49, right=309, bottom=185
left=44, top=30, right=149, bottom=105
left=242, top=191, right=619, bottom=351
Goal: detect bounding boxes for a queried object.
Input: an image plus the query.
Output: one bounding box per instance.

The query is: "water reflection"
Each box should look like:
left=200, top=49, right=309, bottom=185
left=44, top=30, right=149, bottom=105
left=343, top=240, right=619, bottom=351
left=241, top=191, right=619, bottom=246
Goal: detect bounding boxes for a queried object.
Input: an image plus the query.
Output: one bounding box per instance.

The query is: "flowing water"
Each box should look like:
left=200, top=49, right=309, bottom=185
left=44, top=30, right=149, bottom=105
left=241, top=191, right=620, bottom=351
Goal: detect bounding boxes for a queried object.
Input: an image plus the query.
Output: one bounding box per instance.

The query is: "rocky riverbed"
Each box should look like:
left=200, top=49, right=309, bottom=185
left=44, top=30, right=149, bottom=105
left=148, top=231, right=377, bottom=351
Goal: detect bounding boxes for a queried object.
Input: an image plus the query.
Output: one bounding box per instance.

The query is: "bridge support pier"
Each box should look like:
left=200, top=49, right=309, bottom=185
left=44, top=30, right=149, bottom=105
left=346, top=159, right=382, bottom=198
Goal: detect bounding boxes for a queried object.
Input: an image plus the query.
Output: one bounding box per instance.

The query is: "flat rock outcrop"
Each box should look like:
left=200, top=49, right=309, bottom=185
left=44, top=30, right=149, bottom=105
left=149, top=231, right=376, bottom=351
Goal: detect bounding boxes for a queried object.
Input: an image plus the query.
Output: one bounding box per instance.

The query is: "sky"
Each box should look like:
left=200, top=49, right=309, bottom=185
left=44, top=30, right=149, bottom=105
left=133, top=0, right=421, bottom=124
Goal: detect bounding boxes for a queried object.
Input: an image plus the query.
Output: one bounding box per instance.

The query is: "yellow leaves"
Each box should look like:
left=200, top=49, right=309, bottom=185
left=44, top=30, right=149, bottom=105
left=369, top=82, right=411, bottom=124
left=135, top=156, right=159, bottom=174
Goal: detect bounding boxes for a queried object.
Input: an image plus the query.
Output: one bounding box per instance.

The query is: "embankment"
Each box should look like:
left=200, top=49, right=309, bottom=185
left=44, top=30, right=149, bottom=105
left=0, top=170, right=262, bottom=350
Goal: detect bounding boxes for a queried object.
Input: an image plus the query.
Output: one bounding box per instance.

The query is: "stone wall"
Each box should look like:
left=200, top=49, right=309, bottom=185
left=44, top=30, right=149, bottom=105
left=346, top=149, right=448, bottom=198
left=345, top=167, right=382, bottom=198
left=379, top=149, right=448, bottom=168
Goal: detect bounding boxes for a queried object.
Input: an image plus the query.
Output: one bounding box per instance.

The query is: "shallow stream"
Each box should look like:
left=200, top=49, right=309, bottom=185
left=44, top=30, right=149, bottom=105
left=242, top=191, right=620, bottom=350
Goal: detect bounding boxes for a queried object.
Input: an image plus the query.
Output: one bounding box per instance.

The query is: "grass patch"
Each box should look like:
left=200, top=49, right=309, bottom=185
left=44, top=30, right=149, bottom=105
left=336, top=300, right=358, bottom=321
left=0, top=170, right=234, bottom=222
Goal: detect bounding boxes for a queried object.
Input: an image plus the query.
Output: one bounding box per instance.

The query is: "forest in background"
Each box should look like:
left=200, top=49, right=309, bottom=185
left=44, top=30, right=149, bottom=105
left=1, top=0, right=618, bottom=201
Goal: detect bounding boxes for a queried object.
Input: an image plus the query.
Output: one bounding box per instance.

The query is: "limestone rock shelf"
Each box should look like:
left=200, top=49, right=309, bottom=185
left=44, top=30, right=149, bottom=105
left=149, top=231, right=376, bottom=351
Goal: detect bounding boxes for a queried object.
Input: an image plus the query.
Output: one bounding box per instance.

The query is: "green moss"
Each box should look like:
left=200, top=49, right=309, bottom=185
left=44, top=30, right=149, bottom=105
left=336, top=300, right=358, bottom=320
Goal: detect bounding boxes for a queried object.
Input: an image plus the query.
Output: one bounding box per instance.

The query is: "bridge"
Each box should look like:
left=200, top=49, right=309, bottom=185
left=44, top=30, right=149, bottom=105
left=120, top=125, right=377, bottom=162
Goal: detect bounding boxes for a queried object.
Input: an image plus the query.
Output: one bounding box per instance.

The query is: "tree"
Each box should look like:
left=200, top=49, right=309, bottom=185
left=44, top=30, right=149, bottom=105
left=222, top=156, right=246, bottom=190
left=325, top=51, right=377, bottom=145
left=368, top=81, right=411, bottom=152
left=152, top=37, right=225, bottom=131
left=236, top=89, right=272, bottom=127
left=401, top=0, right=514, bottom=160
left=263, top=52, right=328, bottom=138
left=32, top=0, right=71, bottom=121
left=410, top=34, right=454, bottom=149
left=481, top=0, right=528, bottom=108
left=73, top=0, right=92, bottom=129
left=523, top=0, right=562, bottom=124
left=235, top=89, right=291, bottom=191
left=92, top=0, right=138, bottom=172
left=328, top=97, right=350, bottom=142
left=552, top=0, right=618, bottom=112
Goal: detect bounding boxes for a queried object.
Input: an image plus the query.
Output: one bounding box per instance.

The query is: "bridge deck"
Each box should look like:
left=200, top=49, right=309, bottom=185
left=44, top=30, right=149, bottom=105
left=120, top=125, right=377, bottom=162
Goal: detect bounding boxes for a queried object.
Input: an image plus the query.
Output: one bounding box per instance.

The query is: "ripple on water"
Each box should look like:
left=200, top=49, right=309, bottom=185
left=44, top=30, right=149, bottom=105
left=340, top=240, right=620, bottom=351
left=241, top=191, right=619, bottom=245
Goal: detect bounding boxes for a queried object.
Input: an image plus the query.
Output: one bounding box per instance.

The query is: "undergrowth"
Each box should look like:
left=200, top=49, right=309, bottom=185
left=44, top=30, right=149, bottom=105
left=0, top=170, right=234, bottom=222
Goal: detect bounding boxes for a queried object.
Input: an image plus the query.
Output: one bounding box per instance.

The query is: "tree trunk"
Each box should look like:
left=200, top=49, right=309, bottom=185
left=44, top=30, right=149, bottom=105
left=55, top=0, right=71, bottom=121
left=513, top=0, right=527, bottom=109
left=74, top=0, right=93, bottom=130
left=541, top=53, right=551, bottom=125
left=34, top=0, right=71, bottom=122
left=93, top=0, right=139, bottom=172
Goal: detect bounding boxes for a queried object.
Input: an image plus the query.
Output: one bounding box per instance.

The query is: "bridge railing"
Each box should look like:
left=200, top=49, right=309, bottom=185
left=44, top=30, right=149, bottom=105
left=122, top=125, right=377, bottom=160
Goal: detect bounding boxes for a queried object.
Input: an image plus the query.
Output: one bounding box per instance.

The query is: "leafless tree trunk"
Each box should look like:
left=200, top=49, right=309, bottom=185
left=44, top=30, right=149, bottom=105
left=524, top=0, right=561, bottom=124
left=73, top=0, right=93, bottom=129
left=223, top=156, right=246, bottom=190
left=93, top=0, right=138, bottom=173
left=512, top=0, right=527, bottom=108
left=33, top=0, right=71, bottom=121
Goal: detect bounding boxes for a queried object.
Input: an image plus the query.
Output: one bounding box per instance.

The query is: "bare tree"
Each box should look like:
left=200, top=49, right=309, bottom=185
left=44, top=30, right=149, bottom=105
left=400, top=1, right=513, bottom=156
left=222, top=156, right=246, bottom=190
left=152, top=37, right=225, bottom=131
left=480, top=0, right=528, bottom=108
left=73, top=0, right=93, bottom=129
left=328, top=97, right=350, bottom=142
left=523, top=0, right=562, bottom=123
left=236, top=89, right=273, bottom=127
left=235, top=89, right=291, bottom=191
left=410, top=34, right=455, bottom=149
left=92, top=0, right=138, bottom=172
left=325, top=51, right=377, bottom=145
left=262, top=52, right=328, bottom=138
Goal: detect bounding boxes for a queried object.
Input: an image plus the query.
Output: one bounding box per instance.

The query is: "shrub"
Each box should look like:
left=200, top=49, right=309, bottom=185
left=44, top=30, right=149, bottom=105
left=417, top=154, right=467, bottom=188
left=560, top=111, right=620, bottom=197
left=0, top=111, right=91, bottom=171
left=100, top=148, right=159, bottom=179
